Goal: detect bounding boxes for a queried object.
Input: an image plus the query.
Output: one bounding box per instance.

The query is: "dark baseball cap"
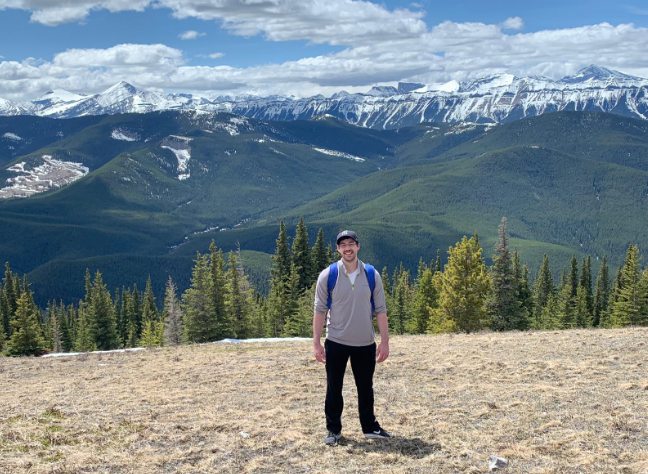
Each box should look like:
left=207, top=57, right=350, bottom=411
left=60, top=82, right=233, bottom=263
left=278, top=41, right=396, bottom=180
left=336, top=230, right=359, bottom=245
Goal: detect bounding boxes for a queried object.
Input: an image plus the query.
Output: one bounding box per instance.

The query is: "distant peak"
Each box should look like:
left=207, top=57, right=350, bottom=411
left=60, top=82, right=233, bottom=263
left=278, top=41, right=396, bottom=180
left=104, top=81, right=138, bottom=94
left=561, top=65, right=642, bottom=83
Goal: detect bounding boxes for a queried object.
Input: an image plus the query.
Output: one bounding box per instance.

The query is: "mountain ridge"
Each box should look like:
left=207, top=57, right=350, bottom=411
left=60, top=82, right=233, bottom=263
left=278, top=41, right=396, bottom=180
left=2, top=65, right=648, bottom=128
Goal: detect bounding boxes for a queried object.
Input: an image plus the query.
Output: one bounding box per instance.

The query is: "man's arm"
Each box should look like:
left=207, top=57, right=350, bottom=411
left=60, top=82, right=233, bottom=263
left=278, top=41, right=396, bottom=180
left=375, top=311, right=390, bottom=363
left=313, top=312, right=326, bottom=363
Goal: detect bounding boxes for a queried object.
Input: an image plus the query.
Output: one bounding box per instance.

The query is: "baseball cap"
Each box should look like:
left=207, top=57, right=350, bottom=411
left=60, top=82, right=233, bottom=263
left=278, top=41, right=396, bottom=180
left=336, top=230, right=359, bottom=245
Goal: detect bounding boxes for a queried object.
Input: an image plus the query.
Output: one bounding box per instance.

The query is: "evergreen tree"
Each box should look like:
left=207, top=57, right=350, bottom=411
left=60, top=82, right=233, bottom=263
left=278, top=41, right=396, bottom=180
left=141, top=276, right=159, bottom=325
left=209, top=241, right=232, bottom=339
left=272, top=221, right=292, bottom=286
left=140, top=320, right=164, bottom=347
left=558, top=280, right=576, bottom=329
left=2, top=262, right=15, bottom=337
left=580, top=256, right=594, bottom=320
left=88, top=271, right=120, bottom=350
left=163, top=276, right=183, bottom=346
left=533, top=254, right=554, bottom=317
left=488, top=218, right=526, bottom=331
left=535, top=292, right=562, bottom=330
left=574, top=285, right=592, bottom=327
left=312, top=228, right=330, bottom=277
left=593, top=256, right=610, bottom=327
left=390, top=271, right=410, bottom=335
left=128, top=284, right=142, bottom=344
left=430, top=236, right=491, bottom=333
left=7, top=293, right=47, bottom=356
left=411, top=267, right=437, bottom=334
left=183, top=252, right=218, bottom=343
left=280, top=262, right=301, bottom=336
left=59, top=301, right=72, bottom=352
left=610, top=244, right=645, bottom=326
left=284, top=272, right=313, bottom=337
left=518, top=261, right=534, bottom=324
left=227, top=251, right=254, bottom=339
left=381, top=266, right=391, bottom=295
left=435, top=249, right=442, bottom=273
left=49, top=302, right=62, bottom=353
left=568, top=256, right=579, bottom=299
left=292, top=217, right=313, bottom=292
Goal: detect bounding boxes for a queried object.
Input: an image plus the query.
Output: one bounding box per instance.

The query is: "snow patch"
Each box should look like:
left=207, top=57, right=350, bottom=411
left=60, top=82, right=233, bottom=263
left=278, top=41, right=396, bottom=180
left=0, top=155, right=89, bottom=199
left=2, top=132, right=22, bottom=141
left=161, top=135, right=193, bottom=180
left=314, top=147, right=366, bottom=162
left=111, top=128, right=139, bottom=141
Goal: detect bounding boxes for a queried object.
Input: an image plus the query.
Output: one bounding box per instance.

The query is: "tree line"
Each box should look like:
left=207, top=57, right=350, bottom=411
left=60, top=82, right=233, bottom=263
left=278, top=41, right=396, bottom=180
left=2, top=217, right=648, bottom=356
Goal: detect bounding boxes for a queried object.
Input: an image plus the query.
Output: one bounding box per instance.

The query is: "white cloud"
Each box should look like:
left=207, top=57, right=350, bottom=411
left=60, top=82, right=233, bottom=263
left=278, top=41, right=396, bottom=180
left=502, top=16, right=524, bottom=30
left=178, top=30, right=206, bottom=40
left=1, top=5, right=648, bottom=101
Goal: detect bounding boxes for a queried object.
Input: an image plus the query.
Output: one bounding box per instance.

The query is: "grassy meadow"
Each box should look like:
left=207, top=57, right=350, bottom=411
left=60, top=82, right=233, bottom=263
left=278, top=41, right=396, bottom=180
left=1, top=328, right=648, bottom=473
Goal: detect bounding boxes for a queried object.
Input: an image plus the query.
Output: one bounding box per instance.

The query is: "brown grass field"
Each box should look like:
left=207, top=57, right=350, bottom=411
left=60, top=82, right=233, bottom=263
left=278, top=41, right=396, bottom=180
left=1, top=328, right=648, bottom=474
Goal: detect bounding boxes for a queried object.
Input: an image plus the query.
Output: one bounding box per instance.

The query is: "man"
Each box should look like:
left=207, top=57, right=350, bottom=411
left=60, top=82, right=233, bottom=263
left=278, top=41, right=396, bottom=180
left=313, top=230, right=393, bottom=446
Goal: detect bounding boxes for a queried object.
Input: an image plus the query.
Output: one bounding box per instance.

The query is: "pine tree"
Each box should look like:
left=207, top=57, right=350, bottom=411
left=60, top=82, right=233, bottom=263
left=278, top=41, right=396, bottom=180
left=593, top=256, right=610, bottom=327
left=209, top=241, right=232, bottom=339
left=2, top=262, right=15, bottom=337
left=227, top=251, right=253, bottom=339
left=610, top=244, right=645, bottom=326
left=272, top=221, right=292, bottom=286
left=7, top=293, right=47, bottom=356
left=518, top=262, right=534, bottom=324
left=141, top=276, right=159, bottom=325
left=59, top=301, right=72, bottom=352
left=183, top=252, right=218, bottom=343
left=390, top=271, right=410, bottom=335
left=163, top=276, right=183, bottom=346
left=601, top=263, right=623, bottom=328
left=88, top=271, right=120, bottom=350
left=533, top=254, right=554, bottom=317
left=435, top=249, right=442, bottom=273
left=49, top=302, right=62, bottom=353
left=580, top=256, right=594, bottom=320
left=574, top=285, right=592, bottom=327
left=128, top=284, right=142, bottom=344
left=312, top=228, right=330, bottom=278
left=488, top=218, right=526, bottom=331
left=568, top=256, right=579, bottom=299
left=292, top=217, right=313, bottom=292
left=536, top=292, right=562, bottom=330
left=558, top=278, right=576, bottom=329
left=430, top=236, right=491, bottom=333
left=411, top=267, right=437, bottom=334
left=280, top=261, right=301, bottom=336
left=139, top=320, right=163, bottom=347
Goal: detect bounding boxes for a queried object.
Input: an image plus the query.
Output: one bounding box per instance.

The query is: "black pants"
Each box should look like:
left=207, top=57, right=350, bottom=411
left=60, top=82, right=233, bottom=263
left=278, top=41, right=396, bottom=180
left=325, top=339, right=380, bottom=434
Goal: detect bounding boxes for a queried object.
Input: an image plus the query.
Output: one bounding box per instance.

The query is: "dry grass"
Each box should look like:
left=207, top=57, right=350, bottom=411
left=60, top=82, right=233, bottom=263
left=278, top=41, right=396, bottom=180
left=2, top=328, right=648, bottom=474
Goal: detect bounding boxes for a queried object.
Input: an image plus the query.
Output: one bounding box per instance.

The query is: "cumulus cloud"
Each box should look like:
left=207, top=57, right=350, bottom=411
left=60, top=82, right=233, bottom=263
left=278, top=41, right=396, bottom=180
left=2, top=5, right=648, bottom=101
left=178, top=30, right=206, bottom=40
left=502, top=16, right=524, bottom=30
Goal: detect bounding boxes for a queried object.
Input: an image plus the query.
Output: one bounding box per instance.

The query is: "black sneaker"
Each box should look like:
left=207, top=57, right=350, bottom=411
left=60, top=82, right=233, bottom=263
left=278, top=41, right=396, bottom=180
left=364, top=428, right=393, bottom=439
left=323, top=431, right=342, bottom=445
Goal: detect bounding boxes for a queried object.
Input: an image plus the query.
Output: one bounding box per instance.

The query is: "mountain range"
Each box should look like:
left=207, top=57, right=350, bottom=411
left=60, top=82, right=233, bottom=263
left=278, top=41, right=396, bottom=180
left=1, top=66, right=647, bottom=129
left=1, top=109, right=648, bottom=304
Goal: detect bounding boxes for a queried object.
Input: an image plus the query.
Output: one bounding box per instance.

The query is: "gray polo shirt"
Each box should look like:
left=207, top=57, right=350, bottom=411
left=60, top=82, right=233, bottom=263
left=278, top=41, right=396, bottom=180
left=314, top=259, right=387, bottom=347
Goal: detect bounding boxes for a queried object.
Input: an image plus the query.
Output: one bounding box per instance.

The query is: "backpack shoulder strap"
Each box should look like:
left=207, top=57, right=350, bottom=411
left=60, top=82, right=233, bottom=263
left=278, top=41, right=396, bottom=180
left=365, top=264, right=376, bottom=318
left=326, top=262, right=338, bottom=310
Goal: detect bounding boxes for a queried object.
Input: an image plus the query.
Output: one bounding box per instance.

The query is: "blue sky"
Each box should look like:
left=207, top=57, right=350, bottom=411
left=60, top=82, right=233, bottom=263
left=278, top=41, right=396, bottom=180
left=1, top=0, right=648, bottom=100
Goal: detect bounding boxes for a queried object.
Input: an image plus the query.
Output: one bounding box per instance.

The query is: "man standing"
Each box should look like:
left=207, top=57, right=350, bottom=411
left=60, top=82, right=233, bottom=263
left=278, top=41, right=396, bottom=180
left=313, top=230, right=393, bottom=445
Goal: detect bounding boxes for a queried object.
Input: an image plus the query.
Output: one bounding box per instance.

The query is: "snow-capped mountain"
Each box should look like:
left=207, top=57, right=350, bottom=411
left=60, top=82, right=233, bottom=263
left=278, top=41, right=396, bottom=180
left=1, top=65, right=647, bottom=128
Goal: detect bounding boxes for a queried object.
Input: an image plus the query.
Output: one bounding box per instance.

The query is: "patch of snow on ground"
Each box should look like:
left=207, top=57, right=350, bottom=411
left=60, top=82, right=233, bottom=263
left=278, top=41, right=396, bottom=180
left=161, top=135, right=193, bottom=180
left=111, top=129, right=139, bottom=141
left=41, top=338, right=311, bottom=358
left=2, top=132, right=22, bottom=141
left=0, top=155, right=89, bottom=198
left=314, top=147, right=366, bottom=162
left=444, top=123, right=479, bottom=135
left=213, top=122, right=239, bottom=136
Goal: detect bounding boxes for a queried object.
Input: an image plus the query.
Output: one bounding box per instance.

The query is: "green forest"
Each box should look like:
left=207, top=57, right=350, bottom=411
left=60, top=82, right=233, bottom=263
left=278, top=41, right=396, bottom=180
left=2, top=218, right=648, bottom=357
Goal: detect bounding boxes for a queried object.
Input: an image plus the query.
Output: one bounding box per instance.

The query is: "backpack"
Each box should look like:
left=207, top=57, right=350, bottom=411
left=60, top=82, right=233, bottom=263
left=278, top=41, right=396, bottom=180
left=326, top=262, right=376, bottom=318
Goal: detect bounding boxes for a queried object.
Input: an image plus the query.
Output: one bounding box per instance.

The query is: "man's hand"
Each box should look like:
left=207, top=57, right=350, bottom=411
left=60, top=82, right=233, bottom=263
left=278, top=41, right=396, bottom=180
left=314, top=341, right=326, bottom=363
left=376, top=341, right=389, bottom=363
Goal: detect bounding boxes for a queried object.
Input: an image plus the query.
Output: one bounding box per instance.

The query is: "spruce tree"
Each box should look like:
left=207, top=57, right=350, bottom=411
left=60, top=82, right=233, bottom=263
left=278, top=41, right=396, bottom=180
left=227, top=251, right=253, bottom=339
left=141, top=276, right=159, bottom=325
left=575, top=285, right=592, bottom=327
left=610, top=244, right=645, bottom=327
left=488, top=217, right=525, bottom=331
left=88, top=271, right=120, bottom=350
left=435, top=249, right=442, bottom=273
left=163, top=276, right=183, bottom=346
left=292, top=217, right=313, bottom=292
left=411, top=267, right=436, bottom=334
left=49, top=302, right=62, bottom=353
left=580, top=256, right=594, bottom=320
left=533, top=254, right=554, bottom=315
left=272, top=221, right=292, bottom=286
left=430, top=236, right=491, bottom=333
left=59, top=301, right=72, bottom=352
left=593, top=256, right=610, bottom=327
left=518, top=261, right=534, bottom=324
left=536, top=292, right=562, bottom=330
left=7, top=293, right=47, bottom=356
left=183, top=252, right=218, bottom=343
left=568, top=256, right=579, bottom=299
left=312, top=228, right=330, bottom=277
left=390, top=272, right=410, bottom=335
left=1, top=262, right=15, bottom=337
left=209, top=241, right=232, bottom=339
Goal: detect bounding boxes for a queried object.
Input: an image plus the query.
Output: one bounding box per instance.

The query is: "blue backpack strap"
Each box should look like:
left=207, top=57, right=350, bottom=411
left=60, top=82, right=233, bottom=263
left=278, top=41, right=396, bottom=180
left=326, top=262, right=338, bottom=310
left=365, top=264, right=376, bottom=318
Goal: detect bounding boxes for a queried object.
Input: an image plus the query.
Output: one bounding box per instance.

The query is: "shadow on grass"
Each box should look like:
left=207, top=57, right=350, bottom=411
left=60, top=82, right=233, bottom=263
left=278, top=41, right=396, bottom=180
left=338, top=437, right=441, bottom=459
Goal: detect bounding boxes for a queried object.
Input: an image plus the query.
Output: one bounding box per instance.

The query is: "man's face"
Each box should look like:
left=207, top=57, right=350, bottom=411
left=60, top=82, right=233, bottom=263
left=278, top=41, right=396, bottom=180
left=337, top=237, right=359, bottom=262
